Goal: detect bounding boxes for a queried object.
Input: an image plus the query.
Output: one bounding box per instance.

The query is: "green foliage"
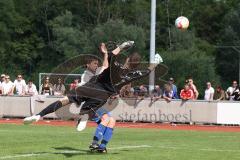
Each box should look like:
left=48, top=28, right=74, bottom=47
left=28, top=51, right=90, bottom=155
left=50, top=10, right=91, bottom=58
left=216, top=3, right=240, bottom=87
left=160, top=28, right=220, bottom=97
left=91, top=19, right=146, bottom=54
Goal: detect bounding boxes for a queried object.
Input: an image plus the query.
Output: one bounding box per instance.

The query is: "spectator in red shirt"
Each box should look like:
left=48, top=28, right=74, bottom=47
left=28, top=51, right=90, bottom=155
left=180, top=84, right=194, bottom=100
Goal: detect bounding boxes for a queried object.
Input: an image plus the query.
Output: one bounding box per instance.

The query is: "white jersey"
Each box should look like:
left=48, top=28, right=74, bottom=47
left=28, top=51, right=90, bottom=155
left=79, top=67, right=105, bottom=86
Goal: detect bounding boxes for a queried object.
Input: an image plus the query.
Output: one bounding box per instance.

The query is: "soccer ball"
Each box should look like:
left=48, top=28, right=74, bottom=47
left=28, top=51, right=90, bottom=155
left=175, top=16, right=189, bottom=30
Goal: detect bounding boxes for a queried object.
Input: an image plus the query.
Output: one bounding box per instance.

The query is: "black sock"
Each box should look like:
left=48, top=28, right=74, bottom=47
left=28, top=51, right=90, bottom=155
left=37, top=100, right=63, bottom=117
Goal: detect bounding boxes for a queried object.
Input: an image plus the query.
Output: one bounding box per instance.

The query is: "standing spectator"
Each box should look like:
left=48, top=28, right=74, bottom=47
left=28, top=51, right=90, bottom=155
left=188, top=78, right=199, bottom=100
left=53, top=78, right=66, bottom=96
left=25, top=80, right=38, bottom=96
left=168, top=77, right=179, bottom=99
left=39, top=76, right=53, bottom=95
left=151, top=85, right=163, bottom=101
left=163, top=84, right=174, bottom=102
left=226, top=80, right=238, bottom=100
left=180, top=84, right=194, bottom=100
left=14, top=74, right=26, bottom=95
left=213, top=86, right=225, bottom=101
left=204, top=82, right=215, bottom=101
left=1, top=75, right=14, bottom=95
left=70, top=79, right=80, bottom=91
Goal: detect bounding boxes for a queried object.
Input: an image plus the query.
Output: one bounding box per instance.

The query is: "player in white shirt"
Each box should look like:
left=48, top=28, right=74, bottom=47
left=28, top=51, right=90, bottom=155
left=2, top=75, right=14, bottom=95
left=14, top=74, right=26, bottom=95
left=204, top=82, right=215, bottom=101
left=79, top=53, right=109, bottom=86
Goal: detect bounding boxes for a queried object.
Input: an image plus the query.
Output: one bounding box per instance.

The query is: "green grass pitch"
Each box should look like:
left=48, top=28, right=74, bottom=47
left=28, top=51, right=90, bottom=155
left=0, top=124, right=240, bottom=160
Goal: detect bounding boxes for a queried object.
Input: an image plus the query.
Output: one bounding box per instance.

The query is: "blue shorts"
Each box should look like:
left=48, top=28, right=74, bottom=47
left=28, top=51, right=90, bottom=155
left=93, top=107, right=111, bottom=123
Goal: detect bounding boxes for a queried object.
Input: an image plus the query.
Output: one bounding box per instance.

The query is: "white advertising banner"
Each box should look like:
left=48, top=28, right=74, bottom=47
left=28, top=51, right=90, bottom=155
left=217, top=102, right=240, bottom=124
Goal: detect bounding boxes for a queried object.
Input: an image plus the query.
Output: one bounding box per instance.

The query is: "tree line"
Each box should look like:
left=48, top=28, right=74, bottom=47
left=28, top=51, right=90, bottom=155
left=0, top=0, right=239, bottom=97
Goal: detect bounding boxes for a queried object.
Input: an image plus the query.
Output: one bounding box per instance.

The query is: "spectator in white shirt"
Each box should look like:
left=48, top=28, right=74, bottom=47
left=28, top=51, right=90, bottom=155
left=226, top=80, right=238, bottom=100
left=1, top=75, right=14, bottom=95
left=14, top=74, right=26, bottom=95
left=25, top=80, right=38, bottom=96
left=204, top=82, right=215, bottom=101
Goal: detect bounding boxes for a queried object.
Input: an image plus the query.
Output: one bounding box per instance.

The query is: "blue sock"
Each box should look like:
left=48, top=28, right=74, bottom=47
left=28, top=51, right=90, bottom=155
left=92, top=124, right=106, bottom=144
left=100, top=127, right=113, bottom=148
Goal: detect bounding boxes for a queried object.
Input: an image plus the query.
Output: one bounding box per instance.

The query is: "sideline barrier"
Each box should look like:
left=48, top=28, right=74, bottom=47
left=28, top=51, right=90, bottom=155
left=102, top=99, right=218, bottom=124
left=0, top=96, right=239, bottom=124
left=0, top=96, right=31, bottom=117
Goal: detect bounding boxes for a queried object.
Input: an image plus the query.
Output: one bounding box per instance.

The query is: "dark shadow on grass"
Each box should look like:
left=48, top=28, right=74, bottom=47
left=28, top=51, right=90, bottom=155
left=53, top=146, right=119, bottom=157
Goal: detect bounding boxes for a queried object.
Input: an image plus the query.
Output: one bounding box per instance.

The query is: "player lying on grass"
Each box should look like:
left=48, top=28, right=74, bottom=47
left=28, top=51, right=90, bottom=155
left=23, top=41, right=162, bottom=153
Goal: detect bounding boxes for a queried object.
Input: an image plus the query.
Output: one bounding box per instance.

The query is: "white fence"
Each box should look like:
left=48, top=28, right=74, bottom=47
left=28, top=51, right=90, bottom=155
left=0, top=96, right=240, bottom=125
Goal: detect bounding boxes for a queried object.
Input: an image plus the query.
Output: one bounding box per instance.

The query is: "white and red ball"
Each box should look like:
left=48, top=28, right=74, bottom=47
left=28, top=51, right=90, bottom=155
left=175, top=16, right=189, bottom=30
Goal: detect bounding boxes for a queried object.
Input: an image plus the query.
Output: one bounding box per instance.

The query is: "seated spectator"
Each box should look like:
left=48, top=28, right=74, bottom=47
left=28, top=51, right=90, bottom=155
left=14, top=74, right=26, bottom=95
left=137, top=85, right=148, bottom=100
left=168, top=77, right=179, bottom=99
left=1, top=75, right=14, bottom=95
left=226, top=80, right=238, bottom=100
left=70, top=79, right=80, bottom=91
left=120, top=83, right=134, bottom=98
left=151, top=85, right=163, bottom=101
left=188, top=78, right=199, bottom=100
left=25, top=80, right=38, bottom=96
left=39, top=76, right=53, bottom=95
left=204, top=82, right=214, bottom=101
left=213, top=86, right=225, bottom=101
left=180, top=84, right=194, bottom=100
left=53, top=78, right=66, bottom=96
left=163, top=84, right=174, bottom=102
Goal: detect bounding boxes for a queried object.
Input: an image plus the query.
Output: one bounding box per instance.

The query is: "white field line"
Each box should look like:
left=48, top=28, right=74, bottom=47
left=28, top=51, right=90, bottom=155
left=157, top=145, right=240, bottom=153
left=108, top=145, right=152, bottom=150
left=0, top=145, right=152, bottom=159
left=208, top=135, right=237, bottom=138
left=0, top=153, right=48, bottom=159
left=2, top=145, right=240, bottom=159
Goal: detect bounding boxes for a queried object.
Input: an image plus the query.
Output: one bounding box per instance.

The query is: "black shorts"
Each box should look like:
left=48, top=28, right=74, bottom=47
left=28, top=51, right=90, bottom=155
left=67, top=81, right=114, bottom=117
